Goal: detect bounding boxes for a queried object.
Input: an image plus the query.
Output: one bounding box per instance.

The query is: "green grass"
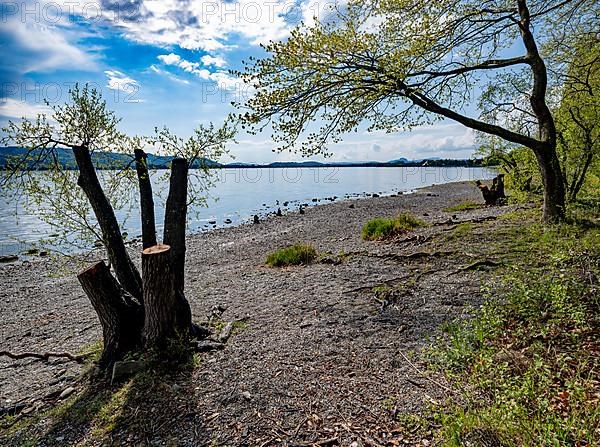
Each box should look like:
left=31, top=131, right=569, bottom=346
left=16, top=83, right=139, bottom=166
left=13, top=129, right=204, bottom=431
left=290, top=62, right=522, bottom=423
left=362, top=212, right=426, bottom=240
left=266, top=243, right=318, bottom=267
left=427, top=211, right=600, bottom=446
left=443, top=201, right=482, bottom=212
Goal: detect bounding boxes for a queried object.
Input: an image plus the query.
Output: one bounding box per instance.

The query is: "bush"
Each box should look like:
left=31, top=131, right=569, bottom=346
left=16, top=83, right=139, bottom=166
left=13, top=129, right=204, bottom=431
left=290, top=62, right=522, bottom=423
left=361, top=212, right=426, bottom=240
left=266, top=243, right=317, bottom=267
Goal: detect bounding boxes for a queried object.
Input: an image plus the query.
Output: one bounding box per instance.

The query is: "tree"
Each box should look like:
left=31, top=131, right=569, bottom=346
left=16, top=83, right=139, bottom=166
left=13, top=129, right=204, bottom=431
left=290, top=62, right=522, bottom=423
left=554, top=35, right=599, bottom=202
left=1, top=85, right=235, bottom=369
left=238, top=0, right=598, bottom=222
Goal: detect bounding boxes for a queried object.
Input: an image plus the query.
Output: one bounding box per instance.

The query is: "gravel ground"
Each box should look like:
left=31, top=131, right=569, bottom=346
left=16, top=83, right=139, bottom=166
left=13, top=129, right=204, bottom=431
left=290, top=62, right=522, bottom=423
left=0, top=180, right=517, bottom=446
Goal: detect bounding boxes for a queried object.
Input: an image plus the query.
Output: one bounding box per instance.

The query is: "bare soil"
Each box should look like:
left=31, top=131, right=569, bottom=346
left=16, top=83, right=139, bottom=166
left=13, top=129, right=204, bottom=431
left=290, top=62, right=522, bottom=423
left=0, top=181, right=520, bottom=446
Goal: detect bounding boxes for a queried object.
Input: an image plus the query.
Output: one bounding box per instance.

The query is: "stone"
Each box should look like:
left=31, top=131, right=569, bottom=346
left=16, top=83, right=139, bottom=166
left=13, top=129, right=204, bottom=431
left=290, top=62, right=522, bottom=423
left=59, top=387, right=75, bottom=400
left=349, top=204, right=355, bottom=209
left=253, top=215, right=260, bottom=224
left=218, top=322, right=234, bottom=343
left=0, top=255, right=18, bottom=263
left=224, top=218, right=232, bottom=224
left=111, top=360, right=148, bottom=383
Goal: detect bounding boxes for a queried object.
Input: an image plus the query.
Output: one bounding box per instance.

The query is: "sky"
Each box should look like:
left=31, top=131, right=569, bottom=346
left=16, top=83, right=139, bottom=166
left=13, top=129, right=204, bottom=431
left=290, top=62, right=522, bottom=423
left=0, top=0, right=478, bottom=163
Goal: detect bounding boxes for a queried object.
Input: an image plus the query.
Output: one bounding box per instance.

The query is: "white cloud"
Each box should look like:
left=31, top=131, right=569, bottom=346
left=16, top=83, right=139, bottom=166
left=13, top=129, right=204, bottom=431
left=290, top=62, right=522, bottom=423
left=201, top=55, right=227, bottom=68
left=104, top=70, right=144, bottom=102
left=0, top=98, right=52, bottom=119
left=155, top=53, right=240, bottom=91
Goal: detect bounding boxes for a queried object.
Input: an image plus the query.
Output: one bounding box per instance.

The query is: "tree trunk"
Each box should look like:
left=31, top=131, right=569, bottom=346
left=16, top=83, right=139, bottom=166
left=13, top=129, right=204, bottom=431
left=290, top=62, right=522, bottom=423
left=78, top=261, right=143, bottom=368
left=163, top=158, right=188, bottom=293
left=134, top=149, right=157, bottom=249
left=72, top=145, right=143, bottom=300
left=569, top=150, right=593, bottom=202
left=533, top=144, right=567, bottom=222
left=142, top=244, right=181, bottom=348
left=163, top=158, right=195, bottom=333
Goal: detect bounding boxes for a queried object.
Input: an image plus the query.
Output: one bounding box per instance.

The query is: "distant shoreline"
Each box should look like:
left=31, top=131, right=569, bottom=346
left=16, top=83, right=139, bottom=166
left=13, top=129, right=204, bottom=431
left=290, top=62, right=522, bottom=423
left=0, top=146, right=489, bottom=171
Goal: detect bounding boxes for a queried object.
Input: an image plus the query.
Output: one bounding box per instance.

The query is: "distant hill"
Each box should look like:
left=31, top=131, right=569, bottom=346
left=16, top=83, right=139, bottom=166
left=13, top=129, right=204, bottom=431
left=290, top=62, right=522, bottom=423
left=1, top=146, right=484, bottom=170
left=0, top=147, right=220, bottom=170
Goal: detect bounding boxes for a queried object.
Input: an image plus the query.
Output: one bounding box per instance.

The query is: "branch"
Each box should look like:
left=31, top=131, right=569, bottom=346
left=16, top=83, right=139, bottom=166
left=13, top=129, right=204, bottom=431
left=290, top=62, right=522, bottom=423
left=408, top=56, right=530, bottom=79
left=0, top=350, right=90, bottom=364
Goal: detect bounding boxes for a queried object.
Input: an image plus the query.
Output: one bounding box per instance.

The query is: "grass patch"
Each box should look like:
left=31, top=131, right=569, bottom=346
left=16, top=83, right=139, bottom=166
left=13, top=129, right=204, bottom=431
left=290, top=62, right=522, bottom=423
left=266, top=243, right=317, bottom=267
left=444, top=200, right=482, bottom=213
left=427, top=210, right=600, bottom=446
left=362, top=212, right=426, bottom=240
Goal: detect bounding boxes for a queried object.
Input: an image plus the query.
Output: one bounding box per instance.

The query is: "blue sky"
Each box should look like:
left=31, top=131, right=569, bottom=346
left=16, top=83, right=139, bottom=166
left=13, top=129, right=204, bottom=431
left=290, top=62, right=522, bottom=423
left=0, top=0, right=477, bottom=163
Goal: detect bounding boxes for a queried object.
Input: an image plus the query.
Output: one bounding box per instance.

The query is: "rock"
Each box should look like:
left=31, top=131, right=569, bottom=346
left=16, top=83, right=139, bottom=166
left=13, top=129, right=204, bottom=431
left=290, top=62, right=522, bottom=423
left=59, top=386, right=75, bottom=400
left=283, top=201, right=289, bottom=207
left=208, top=220, right=217, bottom=225
left=276, top=208, right=282, bottom=217
left=224, top=218, right=232, bottom=224
left=218, top=322, right=234, bottom=343
left=39, top=251, right=49, bottom=257
left=0, top=255, right=19, bottom=263
left=253, top=215, right=259, bottom=224
left=312, top=198, right=318, bottom=202
left=195, top=341, right=225, bottom=352
left=111, top=360, right=148, bottom=383
left=25, top=248, right=39, bottom=255
left=423, top=213, right=429, bottom=216
left=349, top=204, right=355, bottom=209
left=372, top=193, right=379, bottom=198
left=241, top=391, right=251, bottom=400
left=299, top=206, right=305, bottom=215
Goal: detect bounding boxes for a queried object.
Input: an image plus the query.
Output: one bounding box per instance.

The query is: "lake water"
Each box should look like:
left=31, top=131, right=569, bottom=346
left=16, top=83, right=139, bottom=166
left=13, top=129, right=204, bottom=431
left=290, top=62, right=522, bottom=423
left=0, top=167, right=495, bottom=256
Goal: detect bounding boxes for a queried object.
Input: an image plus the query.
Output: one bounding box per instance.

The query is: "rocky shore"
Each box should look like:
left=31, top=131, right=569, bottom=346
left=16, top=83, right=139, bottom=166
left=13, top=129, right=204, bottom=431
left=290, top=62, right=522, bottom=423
left=0, top=180, right=517, bottom=446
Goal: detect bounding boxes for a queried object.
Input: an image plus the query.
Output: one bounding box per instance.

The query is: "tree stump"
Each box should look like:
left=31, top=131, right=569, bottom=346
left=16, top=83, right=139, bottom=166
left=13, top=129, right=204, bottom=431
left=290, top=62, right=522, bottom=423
left=142, top=244, right=179, bottom=348
left=77, top=261, right=143, bottom=368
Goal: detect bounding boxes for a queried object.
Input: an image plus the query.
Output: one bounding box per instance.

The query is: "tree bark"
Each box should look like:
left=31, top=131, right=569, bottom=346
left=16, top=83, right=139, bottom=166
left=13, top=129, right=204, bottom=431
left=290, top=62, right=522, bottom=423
left=134, top=149, right=157, bottom=249
left=142, top=244, right=179, bottom=348
left=78, top=261, right=143, bottom=368
left=533, top=144, right=567, bottom=222
left=72, top=145, right=143, bottom=300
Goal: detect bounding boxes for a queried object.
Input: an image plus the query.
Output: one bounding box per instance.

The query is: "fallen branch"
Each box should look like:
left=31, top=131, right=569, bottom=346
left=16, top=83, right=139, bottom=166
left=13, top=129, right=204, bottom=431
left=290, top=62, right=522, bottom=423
left=0, top=350, right=90, bottom=364
left=434, top=216, right=498, bottom=226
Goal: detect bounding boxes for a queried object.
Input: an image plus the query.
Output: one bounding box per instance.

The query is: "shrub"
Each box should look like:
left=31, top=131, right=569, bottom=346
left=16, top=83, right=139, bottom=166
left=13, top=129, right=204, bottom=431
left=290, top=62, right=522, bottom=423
left=362, top=212, right=426, bottom=240
left=266, top=243, right=317, bottom=267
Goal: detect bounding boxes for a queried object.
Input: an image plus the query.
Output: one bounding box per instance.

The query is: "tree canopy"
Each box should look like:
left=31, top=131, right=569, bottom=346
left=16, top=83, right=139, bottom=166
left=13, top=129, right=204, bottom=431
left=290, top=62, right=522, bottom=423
left=238, top=0, right=599, bottom=221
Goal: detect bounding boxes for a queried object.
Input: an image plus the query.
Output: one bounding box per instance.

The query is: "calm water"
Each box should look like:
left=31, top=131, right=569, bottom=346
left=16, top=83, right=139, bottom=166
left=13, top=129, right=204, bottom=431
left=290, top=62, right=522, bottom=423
left=0, top=167, right=495, bottom=255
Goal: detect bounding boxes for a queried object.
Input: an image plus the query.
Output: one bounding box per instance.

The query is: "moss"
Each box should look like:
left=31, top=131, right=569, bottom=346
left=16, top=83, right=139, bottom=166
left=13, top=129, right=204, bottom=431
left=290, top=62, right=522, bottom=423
left=266, top=243, right=318, bottom=267
left=362, top=212, right=426, bottom=240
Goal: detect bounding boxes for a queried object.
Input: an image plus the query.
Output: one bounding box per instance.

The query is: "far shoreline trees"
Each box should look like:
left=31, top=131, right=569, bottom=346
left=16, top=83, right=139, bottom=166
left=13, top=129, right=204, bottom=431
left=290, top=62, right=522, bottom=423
left=238, top=0, right=599, bottom=222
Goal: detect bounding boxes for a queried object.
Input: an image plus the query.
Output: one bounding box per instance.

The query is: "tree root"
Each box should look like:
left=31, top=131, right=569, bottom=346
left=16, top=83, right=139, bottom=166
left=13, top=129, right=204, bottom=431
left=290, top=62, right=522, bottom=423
left=0, top=350, right=90, bottom=363
left=451, top=259, right=502, bottom=275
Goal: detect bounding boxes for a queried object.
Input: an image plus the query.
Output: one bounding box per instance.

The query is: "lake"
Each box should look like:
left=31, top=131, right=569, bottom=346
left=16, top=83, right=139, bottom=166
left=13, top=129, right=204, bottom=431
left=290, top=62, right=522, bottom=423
left=0, top=167, right=496, bottom=256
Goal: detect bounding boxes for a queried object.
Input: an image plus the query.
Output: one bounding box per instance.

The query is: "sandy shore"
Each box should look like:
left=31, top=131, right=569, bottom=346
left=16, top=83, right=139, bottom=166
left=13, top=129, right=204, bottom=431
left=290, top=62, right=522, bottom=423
left=0, top=180, right=516, bottom=445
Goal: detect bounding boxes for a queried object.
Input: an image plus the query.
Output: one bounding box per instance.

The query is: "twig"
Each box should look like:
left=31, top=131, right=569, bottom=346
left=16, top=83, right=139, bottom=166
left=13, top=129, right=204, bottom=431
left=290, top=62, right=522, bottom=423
left=0, top=350, right=89, bottom=364
left=397, top=350, right=456, bottom=395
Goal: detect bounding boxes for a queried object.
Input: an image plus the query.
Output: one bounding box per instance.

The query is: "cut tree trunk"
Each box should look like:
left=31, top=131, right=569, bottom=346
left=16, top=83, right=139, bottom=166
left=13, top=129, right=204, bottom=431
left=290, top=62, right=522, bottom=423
left=134, top=149, right=157, bottom=249
left=142, top=244, right=182, bottom=348
left=78, top=261, right=143, bottom=368
left=163, top=158, right=188, bottom=293
left=163, top=158, right=195, bottom=333
left=72, top=145, right=143, bottom=300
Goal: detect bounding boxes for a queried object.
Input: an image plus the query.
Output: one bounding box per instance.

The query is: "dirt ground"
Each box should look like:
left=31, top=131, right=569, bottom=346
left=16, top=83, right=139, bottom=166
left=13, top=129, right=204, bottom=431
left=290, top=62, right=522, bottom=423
left=0, top=181, right=519, bottom=446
